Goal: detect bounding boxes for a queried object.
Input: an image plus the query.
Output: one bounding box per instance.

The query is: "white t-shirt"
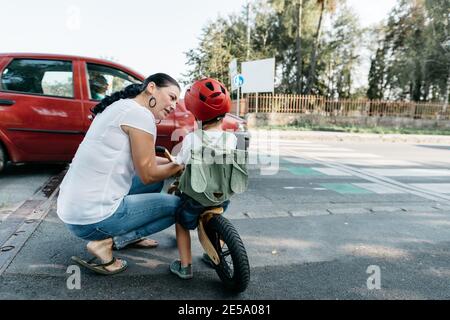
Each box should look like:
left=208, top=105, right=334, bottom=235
left=174, top=130, right=238, bottom=165
left=57, top=99, right=156, bottom=225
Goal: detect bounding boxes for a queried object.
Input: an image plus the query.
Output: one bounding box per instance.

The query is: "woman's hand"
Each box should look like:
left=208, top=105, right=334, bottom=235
left=156, top=156, right=170, bottom=165
left=173, top=163, right=185, bottom=177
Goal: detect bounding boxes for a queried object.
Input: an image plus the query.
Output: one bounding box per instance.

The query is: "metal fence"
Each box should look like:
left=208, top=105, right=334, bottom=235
left=246, top=94, right=450, bottom=120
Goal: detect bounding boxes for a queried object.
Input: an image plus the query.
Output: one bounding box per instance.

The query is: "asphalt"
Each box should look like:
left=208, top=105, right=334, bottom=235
left=1, top=205, right=450, bottom=299
left=1, top=134, right=450, bottom=300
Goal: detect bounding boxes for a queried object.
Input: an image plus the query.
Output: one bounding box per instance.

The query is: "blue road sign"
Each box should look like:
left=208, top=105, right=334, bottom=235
left=233, top=74, right=245, bottom=88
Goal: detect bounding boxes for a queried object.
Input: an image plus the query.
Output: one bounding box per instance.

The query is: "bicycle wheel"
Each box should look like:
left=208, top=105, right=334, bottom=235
left=205, top=215, right=250, bottom=292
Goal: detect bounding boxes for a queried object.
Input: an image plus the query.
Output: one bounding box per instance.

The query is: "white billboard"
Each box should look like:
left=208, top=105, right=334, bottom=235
left=241, top=58, right=275, bottom=93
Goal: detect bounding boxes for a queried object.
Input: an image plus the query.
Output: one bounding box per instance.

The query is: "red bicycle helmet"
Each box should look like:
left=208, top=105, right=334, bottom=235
left=184, top=78, right=231, bottom=122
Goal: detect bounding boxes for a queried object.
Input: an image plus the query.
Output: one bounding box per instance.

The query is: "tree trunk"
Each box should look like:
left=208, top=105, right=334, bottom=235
left=412, top=64, right=422, bottom=102
left=295, top=0, right=303, bottom=94
left=305, top=0, right=326, bottom=95
left=444, top=66, right=450, bottom=114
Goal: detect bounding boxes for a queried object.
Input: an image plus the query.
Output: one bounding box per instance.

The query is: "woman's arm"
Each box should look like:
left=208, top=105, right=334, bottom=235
left=156, top=156, right=170, bottom=165
left=122, top=125, right=183, bottom=184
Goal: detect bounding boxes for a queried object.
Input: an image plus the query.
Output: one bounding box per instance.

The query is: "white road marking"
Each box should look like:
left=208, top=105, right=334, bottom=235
left=283, top=157, right=316, bottom=164
left=330, top=159, right=419, bottom=166
left=409, top=184, right=450, bottom=194
left=364, top=169, right=450, bottom=177
left=283, top=144, right=330, bottom=148
left=311, top=167, right=353, bottom=176
left=284, top=149, right=450, bottom=203
left=302, top=152, right=381, bottom=158
left=288, top=147, right=353, bottom=152
left=352, top=183, right=407, bottom=194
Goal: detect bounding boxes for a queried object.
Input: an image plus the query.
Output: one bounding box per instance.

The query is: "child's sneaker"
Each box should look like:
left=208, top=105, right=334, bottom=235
left=170, top=260, right=193, bottom=279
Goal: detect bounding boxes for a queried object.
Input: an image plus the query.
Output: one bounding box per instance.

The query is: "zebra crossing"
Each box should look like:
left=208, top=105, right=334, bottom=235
left=249, top=137, right=450, bottom=198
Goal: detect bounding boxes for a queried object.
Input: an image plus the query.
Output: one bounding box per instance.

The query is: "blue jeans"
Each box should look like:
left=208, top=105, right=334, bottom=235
left=176, top=193, right=230, bottom=230
left=65, top=176, right=180, bottom=249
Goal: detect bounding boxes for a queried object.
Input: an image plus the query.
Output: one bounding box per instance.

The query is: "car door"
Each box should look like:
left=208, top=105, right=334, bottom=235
left=0, top=57, right=84, bottom=161
left=80, top=62, right=175, bottom=150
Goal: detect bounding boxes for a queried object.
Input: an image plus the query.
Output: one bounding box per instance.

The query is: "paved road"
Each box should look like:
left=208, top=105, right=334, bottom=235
left=1, top=136, right=449, bottom=300
left=0, top=164, right=66, bottom=222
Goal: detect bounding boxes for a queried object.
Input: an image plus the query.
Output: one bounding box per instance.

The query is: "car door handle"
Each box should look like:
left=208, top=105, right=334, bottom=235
left=0, top=99, right=15, bottom=106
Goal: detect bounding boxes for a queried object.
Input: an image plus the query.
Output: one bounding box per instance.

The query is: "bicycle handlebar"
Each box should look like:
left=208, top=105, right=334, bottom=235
left=155, top=146, right=176, bottom=163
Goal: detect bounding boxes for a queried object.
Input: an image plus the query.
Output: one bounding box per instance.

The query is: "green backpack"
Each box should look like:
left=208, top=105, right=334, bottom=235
left=178, top=130, right=249, bottom=207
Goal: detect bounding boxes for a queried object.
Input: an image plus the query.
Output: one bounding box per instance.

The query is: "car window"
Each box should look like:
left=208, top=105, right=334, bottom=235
left=86, top=63, right=140, bottom=100
left=1, top=59, right=73, bottom=98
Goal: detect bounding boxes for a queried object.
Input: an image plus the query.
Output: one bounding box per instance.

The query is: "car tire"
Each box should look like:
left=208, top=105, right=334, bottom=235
left=0, top=144, right=7, bottom=174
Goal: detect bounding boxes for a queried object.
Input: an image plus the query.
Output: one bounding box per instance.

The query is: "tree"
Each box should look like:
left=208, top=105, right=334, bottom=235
left=182, top=16, right=246, bottom=86
left=320, top=4, right=363, bottom=98
left=367, top=46, right=388, bottom=100
left=367, top=0, right=450, bottom=102
left=183, top=0, right=450, bottom=102
left=269, top=0, right=333, bottom=93
left=304, top=0, right=339, bottom=95
left=269, top=0, right=305, bottom=93
left=183, top=1, right=282, bottom=90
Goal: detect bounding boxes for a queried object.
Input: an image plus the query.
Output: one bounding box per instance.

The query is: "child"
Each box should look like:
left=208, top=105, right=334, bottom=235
left=170, top=78, right=237, bottom=279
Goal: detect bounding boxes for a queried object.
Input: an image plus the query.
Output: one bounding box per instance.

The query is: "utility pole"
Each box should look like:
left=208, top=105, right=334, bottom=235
left=245, top=1, right=251, bottom=115
left=296, top=0, right=304, bottom=94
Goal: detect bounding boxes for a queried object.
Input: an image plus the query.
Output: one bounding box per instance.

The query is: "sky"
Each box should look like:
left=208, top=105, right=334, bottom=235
left=347, top=0, right=397, bottom=27
left=1, top=0, right=397, bottom=92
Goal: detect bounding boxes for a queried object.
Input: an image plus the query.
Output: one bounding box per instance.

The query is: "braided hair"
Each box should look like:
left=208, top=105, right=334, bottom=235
left=91, top=73, right=180, bottom=115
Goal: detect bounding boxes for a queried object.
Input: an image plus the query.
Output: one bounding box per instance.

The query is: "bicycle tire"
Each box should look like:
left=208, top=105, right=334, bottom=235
left=205, top=215, right=250, bottom=292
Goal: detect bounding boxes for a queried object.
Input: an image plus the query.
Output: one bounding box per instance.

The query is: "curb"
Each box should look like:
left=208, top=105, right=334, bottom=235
left=0, top=169, right=66, bottom=276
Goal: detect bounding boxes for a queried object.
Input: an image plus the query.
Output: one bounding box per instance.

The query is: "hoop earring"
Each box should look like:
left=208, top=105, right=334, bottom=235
left=149, top=96, right=157, bottom=108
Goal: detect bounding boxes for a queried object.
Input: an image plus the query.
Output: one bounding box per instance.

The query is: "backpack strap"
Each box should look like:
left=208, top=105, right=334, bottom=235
left=230, top=149, right=249, bottom=194
left=191, top=161, right=207, bottom=193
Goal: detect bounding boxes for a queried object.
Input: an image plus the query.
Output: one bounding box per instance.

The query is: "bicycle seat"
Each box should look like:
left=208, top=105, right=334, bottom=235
left=203, top=207, right=224, bottom=215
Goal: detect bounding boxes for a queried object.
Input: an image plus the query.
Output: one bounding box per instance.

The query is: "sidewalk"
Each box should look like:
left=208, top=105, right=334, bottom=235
left=250, top=129, right=450, bottom=144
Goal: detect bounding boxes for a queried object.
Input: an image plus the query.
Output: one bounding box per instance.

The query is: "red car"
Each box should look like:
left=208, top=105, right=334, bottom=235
left=0, top=53, right=249, bottom=173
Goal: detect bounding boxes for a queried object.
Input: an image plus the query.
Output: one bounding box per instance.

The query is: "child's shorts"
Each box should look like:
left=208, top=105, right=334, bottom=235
left=175, top=193, right=230, bottom=230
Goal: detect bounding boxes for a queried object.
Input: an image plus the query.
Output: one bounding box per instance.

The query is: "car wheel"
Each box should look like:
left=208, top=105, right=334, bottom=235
left=0, top=144, right=6, bottom=174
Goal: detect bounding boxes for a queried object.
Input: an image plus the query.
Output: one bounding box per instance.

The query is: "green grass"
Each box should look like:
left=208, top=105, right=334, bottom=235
left=256, top=124, right=450, bottom=136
